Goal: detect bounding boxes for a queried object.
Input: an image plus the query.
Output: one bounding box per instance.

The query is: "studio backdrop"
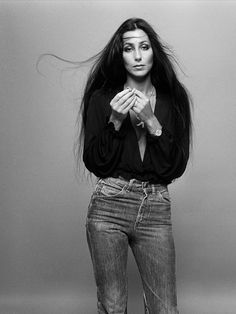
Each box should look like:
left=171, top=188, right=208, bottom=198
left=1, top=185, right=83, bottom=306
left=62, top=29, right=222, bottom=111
left=0, top=1, right=236, bottom=313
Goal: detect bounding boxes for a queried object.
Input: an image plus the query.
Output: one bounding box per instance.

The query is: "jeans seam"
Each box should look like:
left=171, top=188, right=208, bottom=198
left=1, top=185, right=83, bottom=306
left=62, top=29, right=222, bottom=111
left=134, top=187, right=148, bottom=227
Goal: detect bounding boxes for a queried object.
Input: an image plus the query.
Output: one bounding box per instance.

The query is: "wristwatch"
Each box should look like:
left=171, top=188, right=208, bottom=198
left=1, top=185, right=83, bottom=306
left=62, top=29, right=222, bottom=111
left=154, top=128, right=162, bottom=136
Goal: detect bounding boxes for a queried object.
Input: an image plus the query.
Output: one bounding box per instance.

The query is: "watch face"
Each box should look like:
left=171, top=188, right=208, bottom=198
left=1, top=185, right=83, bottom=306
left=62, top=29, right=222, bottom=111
left=155, top=129, right=162, bottom=136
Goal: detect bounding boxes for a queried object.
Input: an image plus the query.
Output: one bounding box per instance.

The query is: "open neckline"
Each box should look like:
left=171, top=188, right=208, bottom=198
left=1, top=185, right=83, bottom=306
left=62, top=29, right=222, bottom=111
left=114, top=85, right=159, bottom=164
left=128, top=97, right=157, bottom=164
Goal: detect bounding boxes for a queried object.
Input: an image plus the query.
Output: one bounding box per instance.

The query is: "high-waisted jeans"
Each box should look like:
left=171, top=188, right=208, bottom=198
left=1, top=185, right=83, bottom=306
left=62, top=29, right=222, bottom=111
left=86, top=177, right=179, bottom=314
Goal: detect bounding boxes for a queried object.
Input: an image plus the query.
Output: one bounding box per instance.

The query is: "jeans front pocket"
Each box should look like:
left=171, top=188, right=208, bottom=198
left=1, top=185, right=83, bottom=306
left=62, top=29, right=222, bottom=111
left=159, top=188, right=171, bottom=204
left=96, top=178, right=127, bottom=198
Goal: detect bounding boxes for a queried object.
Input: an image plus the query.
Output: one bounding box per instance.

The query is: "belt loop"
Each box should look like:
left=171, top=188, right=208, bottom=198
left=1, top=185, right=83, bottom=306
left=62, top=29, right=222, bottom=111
left=152, top=184, right=155, bottom=194
left=127, top=178, right=135, bottom=192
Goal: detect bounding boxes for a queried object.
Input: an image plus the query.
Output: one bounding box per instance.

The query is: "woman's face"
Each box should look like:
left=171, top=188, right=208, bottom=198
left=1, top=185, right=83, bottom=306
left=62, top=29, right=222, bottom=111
left=122, top=29, right=153, bottom=79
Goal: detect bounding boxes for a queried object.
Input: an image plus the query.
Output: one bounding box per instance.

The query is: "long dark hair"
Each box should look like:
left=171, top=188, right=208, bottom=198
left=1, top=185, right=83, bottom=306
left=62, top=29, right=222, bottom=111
left=37, top=17, right=193, bottom=171
left=75, top=17, right=192, bottom=167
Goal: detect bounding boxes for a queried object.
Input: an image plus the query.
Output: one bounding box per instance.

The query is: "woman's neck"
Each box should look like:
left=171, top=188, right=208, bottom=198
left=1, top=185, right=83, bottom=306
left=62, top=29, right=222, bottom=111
left=124, top=76, right=153, bottom=96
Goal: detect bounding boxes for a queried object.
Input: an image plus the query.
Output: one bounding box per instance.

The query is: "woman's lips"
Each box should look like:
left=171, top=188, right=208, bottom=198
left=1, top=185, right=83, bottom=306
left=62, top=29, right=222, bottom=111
left=133, top=65, right=145, bottom=69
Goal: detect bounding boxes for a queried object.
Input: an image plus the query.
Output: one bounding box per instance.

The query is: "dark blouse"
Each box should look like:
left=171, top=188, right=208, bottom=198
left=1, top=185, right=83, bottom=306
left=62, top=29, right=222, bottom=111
left=83, top=86, right=189, bottom=184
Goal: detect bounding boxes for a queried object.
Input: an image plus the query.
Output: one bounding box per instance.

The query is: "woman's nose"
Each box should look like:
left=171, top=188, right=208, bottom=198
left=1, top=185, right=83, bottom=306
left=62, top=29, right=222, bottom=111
left=134, top=49, right=142, bottom=61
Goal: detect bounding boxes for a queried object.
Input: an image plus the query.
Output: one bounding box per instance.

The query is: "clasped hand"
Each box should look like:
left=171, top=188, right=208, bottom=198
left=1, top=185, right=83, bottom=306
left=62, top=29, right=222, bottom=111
left=110, top=88, right=154, bottom=123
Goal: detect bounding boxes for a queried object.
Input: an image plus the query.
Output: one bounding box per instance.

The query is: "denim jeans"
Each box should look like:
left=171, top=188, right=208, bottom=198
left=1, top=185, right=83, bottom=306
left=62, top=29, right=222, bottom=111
left=86, top=177, right=179, bottom=314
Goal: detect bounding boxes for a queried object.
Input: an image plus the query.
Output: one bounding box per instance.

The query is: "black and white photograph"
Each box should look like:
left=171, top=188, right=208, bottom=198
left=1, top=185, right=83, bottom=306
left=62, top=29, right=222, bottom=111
left=0, top=1, right=236, bottom=313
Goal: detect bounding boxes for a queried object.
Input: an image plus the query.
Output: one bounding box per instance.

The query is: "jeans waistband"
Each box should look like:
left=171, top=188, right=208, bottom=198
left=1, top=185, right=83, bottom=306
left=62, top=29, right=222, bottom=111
left=98, top=176, right=168, bottom=194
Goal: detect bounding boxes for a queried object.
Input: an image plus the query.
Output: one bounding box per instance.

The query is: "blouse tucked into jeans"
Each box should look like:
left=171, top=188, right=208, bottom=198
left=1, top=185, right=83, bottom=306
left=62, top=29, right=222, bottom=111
left=83, top=87, right=189, bottom=184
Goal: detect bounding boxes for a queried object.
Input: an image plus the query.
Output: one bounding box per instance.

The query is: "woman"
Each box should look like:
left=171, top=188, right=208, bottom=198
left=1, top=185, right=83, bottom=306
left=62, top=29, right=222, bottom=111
left=79, top=18, right=192, bottom=314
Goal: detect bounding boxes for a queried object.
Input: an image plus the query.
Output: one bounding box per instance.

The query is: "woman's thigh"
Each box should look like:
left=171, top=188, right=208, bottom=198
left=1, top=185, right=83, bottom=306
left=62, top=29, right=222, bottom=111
left=130, top=189, right=179, bottom=314
left=85, top=178, right=131, bottom=307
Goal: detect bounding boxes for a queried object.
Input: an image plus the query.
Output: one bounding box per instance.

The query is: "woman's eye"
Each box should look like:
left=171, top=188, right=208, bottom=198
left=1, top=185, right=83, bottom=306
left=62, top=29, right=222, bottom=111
left=123, top=46, right=132, bottom=52
left=141, top=45, right=150, bottom=50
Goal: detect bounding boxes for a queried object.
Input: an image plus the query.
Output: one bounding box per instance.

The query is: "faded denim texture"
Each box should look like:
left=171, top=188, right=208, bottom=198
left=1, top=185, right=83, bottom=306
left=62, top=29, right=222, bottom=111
left=86, top=177, right=179, bottom=314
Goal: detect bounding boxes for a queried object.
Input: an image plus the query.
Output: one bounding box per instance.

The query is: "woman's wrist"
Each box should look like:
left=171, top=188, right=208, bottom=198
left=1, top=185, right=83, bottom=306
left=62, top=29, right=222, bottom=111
left=145, top=116, right=162, bottom=136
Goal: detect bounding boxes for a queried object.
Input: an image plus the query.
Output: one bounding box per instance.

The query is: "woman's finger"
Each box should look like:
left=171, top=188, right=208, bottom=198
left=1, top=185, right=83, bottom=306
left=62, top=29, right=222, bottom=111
left=118, top=94, right=135, bottom=111
left=118, top=89, right=135, bottom=104
left=132, top=97, right=142, bottom=110
left=111, top=91, right=133, bottom=107
left=123, top=96, right=136, bottom=114
left=114, top=88, right=132, bottom=102
left=133, top=89, right=146, bottom=100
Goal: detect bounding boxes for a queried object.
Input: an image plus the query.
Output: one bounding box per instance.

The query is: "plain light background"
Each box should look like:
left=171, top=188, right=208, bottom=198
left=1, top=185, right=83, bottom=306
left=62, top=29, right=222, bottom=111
left=1, top=1, right=236, bottom=313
